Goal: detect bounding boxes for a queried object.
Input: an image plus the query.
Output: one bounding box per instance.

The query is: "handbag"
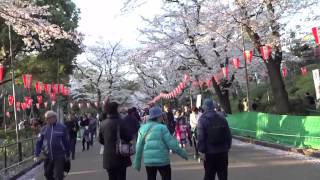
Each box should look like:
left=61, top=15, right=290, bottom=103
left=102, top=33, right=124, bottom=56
left=116, top=124, right=135, bottom=156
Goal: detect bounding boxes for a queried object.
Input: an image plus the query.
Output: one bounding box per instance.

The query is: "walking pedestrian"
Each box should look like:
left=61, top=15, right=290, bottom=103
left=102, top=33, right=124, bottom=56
left=82, top=126, right=90, bottom=151
left=175, top=111, right=190, bottom=148
left=163, top=105, right=175, bottom=135
left=65, top=114, right=79, bottom=160
left=99, top=102, right=133, bottom=180
left=133, top=106, right=188, bottom=180
left=190, top=107, right=202, bottom=160
left=198, top=98, right=232, bottom=180
left=88, top=113, right=98, bottom=146
left=124, top=108, right=140, bottom=140
left=34, top=111, right=70, bottom=180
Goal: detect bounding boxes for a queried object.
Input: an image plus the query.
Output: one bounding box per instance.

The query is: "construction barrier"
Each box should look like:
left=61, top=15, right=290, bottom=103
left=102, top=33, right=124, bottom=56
left=227, top=112, right=320, bottom=149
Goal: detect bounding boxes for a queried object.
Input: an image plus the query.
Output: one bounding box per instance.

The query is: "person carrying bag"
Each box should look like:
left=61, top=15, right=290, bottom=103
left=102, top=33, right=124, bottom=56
left=99, top=102, right=133, bottom=180
left=133, top=106, right=188, bottom=180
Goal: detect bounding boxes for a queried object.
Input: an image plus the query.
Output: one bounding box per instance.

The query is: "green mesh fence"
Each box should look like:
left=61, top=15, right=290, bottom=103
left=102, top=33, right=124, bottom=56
left=227, top=112, right=320, bottom=149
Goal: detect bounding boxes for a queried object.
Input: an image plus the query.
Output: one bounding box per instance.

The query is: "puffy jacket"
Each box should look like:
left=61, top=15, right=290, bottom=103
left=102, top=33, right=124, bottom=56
left=197, top=110, right=232, bottom=154
left=35, top=122, right=70, bottom=159
left=133, top=120, right=188, bottom=171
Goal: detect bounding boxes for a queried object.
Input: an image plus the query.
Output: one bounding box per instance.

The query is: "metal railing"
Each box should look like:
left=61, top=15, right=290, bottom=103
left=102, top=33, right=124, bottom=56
left=0, top=138, right=36, bottom=171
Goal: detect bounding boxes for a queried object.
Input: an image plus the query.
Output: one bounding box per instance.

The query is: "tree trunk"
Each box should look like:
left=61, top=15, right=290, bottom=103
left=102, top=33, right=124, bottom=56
left=265, top=58, right=290, bottom=114
left=97, top=88, right=102, bottom=112
left=211, top=77, right=232, bottom=114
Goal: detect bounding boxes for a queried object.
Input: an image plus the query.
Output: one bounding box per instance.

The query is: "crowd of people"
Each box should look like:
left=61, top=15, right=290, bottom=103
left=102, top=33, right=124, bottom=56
left=34, top=97, right=232, bottom=180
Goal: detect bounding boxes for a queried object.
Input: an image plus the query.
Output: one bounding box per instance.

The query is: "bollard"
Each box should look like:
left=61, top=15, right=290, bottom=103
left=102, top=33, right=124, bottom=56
left=18, top=142, right=22, bottom=162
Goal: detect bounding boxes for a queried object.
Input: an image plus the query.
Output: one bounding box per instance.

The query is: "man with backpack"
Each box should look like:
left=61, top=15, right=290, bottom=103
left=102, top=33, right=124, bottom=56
left=197, top=98, right=232, bottom=180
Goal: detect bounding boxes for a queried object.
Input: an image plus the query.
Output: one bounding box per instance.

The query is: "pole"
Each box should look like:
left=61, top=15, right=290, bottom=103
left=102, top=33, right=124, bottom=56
left=57, top=57, right=60, bottom=122
left=8, top=24, right=19, bottom=142
left=3, top=89, right=7, bottom=135
left=241, top=25, right=251, bottom=112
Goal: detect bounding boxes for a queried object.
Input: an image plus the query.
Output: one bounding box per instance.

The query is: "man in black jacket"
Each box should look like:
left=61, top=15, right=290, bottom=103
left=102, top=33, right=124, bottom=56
left=65, top=114, right=79, bottom=160
left=197, top=98, right=232, bottom=180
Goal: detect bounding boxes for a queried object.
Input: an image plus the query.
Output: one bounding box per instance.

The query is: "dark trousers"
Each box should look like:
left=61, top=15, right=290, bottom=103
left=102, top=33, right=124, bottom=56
left=146, top=165, right=171, bottom=180
left=203, top=152, right=228, bottom=180
left=44, top=158, right=65, bottom=180
left=70, top=138, right=76, bottom=159
left=82, top=137, right=89, bottom=151
left=90, top=130, right=96, bottom=145
left=106, top=167, right=127, bottom=180
left=192, top=134, right=199, bottom=158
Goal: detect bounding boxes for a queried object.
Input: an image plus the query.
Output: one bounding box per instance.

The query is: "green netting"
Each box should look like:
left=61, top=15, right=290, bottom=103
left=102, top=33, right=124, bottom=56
left=227, top=112, right=320, bottom=149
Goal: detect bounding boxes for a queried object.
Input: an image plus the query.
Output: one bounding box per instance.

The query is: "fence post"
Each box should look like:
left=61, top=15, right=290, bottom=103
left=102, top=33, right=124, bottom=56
left=18, top=142, right=22, bottom=162
left=4, top=147, right=7, bottom=168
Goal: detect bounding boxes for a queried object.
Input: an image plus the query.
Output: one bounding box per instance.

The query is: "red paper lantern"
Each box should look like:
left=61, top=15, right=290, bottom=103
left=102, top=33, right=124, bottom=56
left=222, top=66, right=229, bottom=78
left=37, top=96, right=43, bottom=104
left=44, top=84, right=52, bottom=94
left=16, top=102, right=21, bottom=111
left=312, top=27, right=319, bottom=45
left=232, top=58, right=240, bottom=69
left=0, top=64, right=3, bottom=81
left=35, top=81, right=43, bottom=94
left=260, top=45, right=272, bottom=61
left=24, top=96, right=30, bottom=103
left=21, top=102, right=27, bottom=110
left=301, top=66, right=308, bottom=76
left=243, top=50, right=253, bottom=63
left=282, top=68, right=287, bottom=77
left=51, top=83, right=57, bottom=94
left=50, top=93, right=56, bottom=101
left=59, top=84, right=64, bottom=94
left=6, top=112, right=10, bottom=118
left=26, top=99, right=32, bottom=109
left=27, top=99, right=33, bottom=106
left=8, top=95, right=14, bottom=106
left=22, top=74, right=33, bottom=89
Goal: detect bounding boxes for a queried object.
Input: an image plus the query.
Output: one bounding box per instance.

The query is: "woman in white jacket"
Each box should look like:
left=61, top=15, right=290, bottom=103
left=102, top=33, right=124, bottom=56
left=189, top=107, right=202, bottom=161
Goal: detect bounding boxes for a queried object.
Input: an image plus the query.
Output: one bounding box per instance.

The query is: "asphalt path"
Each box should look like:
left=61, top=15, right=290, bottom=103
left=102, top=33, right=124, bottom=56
left=29, top=139, right=320, bottom=180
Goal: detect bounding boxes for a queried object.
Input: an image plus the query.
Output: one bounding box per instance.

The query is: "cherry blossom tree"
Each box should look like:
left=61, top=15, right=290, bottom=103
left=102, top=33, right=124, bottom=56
left=71, top=42, right=136, bottom=109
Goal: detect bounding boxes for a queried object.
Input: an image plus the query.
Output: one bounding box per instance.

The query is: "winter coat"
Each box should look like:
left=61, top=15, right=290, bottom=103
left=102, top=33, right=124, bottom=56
left=133, top=120, right=188, bottom=171
left=190, top=112, right=202, bottom=130
left=35, top=122, right=70, bottom=160
left=99, top=114, right=132, bottom=169
left=65, top=119, right=79, bottom=139
left=197, top=110, right=232, bottom=154
left=175, top=120, right=190, bottom=142
left=124, top=115, right=140, bottom=138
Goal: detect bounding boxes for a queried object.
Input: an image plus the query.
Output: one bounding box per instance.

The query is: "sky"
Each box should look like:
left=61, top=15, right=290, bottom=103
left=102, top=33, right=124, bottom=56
left=73, top=0, right=163, bottom=48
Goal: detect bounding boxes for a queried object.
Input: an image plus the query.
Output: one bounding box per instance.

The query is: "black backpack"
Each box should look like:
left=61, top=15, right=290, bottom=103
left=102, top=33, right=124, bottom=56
left=206, top=114, right=228, bottom=145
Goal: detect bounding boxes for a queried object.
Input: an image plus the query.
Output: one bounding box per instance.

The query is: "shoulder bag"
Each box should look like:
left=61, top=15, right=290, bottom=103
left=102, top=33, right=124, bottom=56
left=116, top=124, right=135, bottom=156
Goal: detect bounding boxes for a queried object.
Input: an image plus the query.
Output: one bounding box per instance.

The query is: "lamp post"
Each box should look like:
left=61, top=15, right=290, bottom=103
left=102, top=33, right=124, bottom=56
left=8, top=24, right=19, bottom=142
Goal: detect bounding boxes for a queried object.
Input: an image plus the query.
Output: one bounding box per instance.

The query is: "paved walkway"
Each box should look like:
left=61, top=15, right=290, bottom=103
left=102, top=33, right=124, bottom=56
left=30, top=139, right=320, bottom=180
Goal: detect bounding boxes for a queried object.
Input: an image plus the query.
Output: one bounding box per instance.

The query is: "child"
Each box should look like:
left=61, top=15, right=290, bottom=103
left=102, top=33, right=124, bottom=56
left=175, top=117, right=190, bottom=148
left=82, top=126, right=90, bottom=151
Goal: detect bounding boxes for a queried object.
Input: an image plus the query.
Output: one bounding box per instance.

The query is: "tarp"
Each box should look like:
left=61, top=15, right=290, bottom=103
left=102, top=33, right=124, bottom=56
left=227, top=112, right=320, bottom=149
